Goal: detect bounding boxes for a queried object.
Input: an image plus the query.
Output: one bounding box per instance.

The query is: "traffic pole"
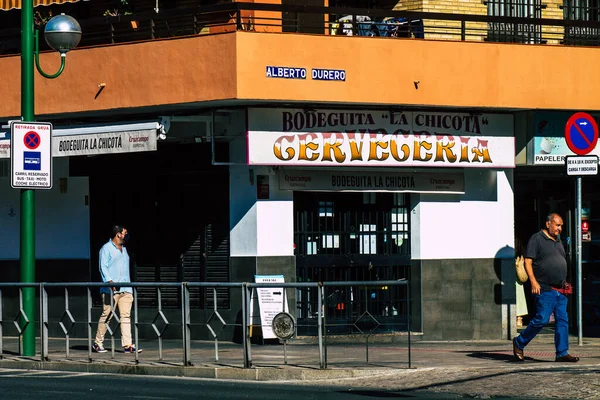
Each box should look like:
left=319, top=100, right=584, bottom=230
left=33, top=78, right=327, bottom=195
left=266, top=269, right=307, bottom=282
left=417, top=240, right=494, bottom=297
left=20, top=0, right=36, bottom=356
left=576, top=176, right=583, bottom=346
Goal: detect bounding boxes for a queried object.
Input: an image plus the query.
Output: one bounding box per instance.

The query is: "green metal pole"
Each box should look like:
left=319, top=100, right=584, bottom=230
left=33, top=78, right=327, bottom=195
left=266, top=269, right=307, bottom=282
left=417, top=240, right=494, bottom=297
left=20, top=0, right=36, bottom=357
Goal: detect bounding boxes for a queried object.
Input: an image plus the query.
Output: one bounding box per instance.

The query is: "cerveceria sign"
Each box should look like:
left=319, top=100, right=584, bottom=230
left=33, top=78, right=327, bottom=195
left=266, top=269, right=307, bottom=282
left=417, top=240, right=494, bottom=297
left=261, top=132, right=503, bottom=166
left=248, top=108, right=515, bottom=168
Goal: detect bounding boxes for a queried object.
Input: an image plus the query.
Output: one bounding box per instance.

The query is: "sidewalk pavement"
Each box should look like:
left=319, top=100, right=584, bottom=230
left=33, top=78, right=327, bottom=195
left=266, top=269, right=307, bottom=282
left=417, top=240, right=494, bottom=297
left=1, top=330, right=600, bottom=382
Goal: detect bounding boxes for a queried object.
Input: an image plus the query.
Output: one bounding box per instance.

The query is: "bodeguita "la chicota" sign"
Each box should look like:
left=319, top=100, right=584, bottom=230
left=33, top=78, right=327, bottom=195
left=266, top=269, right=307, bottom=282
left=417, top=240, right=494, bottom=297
left=247, top=109, right=515, bottom=168
left=0, top=129, right=157, bottom=159
left=279, top=169, right=465, bottom=193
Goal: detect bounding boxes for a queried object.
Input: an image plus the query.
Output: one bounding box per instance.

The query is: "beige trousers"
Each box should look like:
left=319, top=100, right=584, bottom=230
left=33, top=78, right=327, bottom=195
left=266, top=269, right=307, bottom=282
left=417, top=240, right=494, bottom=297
left=95, top=292, right=134, bottom=348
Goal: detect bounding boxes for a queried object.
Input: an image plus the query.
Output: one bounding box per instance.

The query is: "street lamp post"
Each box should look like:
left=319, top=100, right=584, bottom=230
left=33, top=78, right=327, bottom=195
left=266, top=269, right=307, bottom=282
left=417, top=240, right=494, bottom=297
left=20, top=0, right=81, bottom=356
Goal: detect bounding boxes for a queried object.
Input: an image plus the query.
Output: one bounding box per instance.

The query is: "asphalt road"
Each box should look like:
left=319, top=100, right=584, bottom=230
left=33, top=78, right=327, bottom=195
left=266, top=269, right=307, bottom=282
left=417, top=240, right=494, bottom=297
left=0, top=368, right=451, bottom=400
left=0, top=367, right=562, bottom=400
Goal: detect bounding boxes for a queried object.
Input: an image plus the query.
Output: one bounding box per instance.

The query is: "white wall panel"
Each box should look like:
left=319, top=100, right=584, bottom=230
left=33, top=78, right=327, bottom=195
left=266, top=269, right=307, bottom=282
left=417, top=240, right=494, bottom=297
left=256, top=200, right=294, bottom=257
left=230, top=164, right=258, bottom=256
left=414, top=169, right=514, bottom=260
left=230, top=165, right=294, bottom=257
left=0, top=174, right=90, bottom=260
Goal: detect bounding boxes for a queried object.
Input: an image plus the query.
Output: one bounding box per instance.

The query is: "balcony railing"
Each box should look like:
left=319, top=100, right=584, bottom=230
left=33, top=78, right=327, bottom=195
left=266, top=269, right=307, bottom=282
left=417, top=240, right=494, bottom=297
left=1, top=2, right=600, bottom=54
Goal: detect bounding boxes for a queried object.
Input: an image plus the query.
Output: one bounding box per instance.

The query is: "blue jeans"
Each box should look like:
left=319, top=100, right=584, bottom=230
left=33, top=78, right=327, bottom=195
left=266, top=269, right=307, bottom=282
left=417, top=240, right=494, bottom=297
left=514, top=289, right=569, bottom=357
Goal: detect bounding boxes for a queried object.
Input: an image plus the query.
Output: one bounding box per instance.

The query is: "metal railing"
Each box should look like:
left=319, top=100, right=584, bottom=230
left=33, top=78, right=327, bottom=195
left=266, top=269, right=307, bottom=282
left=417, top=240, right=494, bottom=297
left=2, top=2, right=600, bottom=55
left=297, top=265, right=410, bottom=322
left=0, top=279, right=411, bottom=369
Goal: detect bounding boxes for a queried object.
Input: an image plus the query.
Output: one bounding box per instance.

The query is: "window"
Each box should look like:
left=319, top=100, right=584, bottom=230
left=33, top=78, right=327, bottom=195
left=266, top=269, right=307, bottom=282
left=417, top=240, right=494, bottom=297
left=294, top=192, right=411, bottom=257
left=318, top=201, right=334, bottom=217
left=363, top=192, right=376, bottom=205
left=390, top=194, right=409, bottom=247
left=563, top=0, right=600, bottom=45
left=487, top=0, right=543, bottom=43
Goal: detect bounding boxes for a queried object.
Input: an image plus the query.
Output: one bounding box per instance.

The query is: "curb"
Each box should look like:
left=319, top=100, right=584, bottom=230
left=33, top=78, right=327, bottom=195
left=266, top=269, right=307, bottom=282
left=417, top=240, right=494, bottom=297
left=0, top=359, right=393, bottom=381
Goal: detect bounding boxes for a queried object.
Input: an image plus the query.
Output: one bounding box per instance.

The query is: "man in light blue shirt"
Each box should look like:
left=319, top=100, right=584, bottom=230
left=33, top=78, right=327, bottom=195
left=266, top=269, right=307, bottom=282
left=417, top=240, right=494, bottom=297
left=93, top=224, right=141, bottom=354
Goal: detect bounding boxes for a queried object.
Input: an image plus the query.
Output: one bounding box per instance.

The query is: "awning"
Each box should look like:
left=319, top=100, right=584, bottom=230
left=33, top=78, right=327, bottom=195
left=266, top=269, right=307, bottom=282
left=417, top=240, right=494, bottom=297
left=0, top=0, right=81, bottom=11
left=0, top=121, right=164, bottom=158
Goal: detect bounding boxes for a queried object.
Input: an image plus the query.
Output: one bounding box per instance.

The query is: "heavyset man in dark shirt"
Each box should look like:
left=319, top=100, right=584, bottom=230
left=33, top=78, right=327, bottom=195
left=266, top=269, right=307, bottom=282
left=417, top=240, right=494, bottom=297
left=512, top=213, right=579, bottom=363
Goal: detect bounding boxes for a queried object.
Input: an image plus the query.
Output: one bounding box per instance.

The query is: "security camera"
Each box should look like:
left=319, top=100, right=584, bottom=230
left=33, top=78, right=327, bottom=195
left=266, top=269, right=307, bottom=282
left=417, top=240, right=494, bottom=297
left=159, top=116, right=171, bottom=135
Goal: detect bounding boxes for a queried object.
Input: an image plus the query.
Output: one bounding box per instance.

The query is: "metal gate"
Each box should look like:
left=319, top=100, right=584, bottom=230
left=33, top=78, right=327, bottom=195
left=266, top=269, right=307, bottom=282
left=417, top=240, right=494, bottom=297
left=294, top=191, right=411, bottom=334
left=486, top=0, right=543, bottom=43
left=563, top=0, right=600, bottom=45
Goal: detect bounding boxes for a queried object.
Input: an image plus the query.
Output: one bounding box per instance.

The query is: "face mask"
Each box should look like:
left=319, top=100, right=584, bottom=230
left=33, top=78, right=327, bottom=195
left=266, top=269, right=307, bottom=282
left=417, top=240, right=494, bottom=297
left=124, top=233, right=130, bottom=243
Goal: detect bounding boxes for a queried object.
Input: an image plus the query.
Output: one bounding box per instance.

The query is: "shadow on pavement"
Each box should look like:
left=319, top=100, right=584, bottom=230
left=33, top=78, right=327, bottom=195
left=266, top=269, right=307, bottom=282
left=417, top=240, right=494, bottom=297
left=335, top=389, right=415, bottom=398
left=463, top=350, right=545, bottom=363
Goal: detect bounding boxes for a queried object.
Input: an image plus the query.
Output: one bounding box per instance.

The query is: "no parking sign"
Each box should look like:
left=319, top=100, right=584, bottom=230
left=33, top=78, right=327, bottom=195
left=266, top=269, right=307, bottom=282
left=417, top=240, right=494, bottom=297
left=10, top=122, right=53, bottom=189
left=565, top=112, right=599, bottom=156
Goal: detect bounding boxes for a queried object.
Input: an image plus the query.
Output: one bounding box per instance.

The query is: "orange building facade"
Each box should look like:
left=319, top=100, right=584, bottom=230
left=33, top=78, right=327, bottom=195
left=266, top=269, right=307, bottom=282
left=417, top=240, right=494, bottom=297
left=0, top=1, right=598, bottom=341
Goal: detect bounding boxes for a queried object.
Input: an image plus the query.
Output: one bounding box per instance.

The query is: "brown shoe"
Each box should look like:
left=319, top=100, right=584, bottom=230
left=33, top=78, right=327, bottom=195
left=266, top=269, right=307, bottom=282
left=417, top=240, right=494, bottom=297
left=513, top=337, right=524, bottom=361
left=556, top=354, right=579, bottom=362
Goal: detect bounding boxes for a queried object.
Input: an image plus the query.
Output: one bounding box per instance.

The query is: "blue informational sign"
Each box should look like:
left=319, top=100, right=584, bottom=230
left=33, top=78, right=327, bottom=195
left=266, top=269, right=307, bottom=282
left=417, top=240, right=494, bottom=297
left=311, top=68, right=346, bottom=81
left=565, top=112, right=599, bottom=156
left=23, top=151, right=41, bottom=171
left=265, top=66, right=306, bottom=79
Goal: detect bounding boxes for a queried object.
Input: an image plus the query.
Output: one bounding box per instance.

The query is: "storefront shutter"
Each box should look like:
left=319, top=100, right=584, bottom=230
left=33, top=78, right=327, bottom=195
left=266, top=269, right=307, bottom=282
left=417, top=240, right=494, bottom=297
left=205, top=223, right=230, bottom=309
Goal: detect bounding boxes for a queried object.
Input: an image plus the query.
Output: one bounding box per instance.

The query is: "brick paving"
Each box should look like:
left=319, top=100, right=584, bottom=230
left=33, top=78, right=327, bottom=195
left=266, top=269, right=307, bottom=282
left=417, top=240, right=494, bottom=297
left=284, top=336, right=600, bottom=399
left=291, top=364, right=600, bottom=399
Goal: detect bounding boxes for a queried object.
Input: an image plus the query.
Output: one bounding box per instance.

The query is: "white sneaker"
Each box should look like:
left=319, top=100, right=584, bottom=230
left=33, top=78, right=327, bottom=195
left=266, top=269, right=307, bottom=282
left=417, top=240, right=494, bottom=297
left=92, top=343, right=107, bottom=353
left=123, top=345, right=142, bottom=353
